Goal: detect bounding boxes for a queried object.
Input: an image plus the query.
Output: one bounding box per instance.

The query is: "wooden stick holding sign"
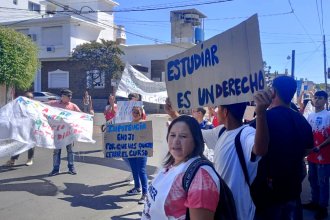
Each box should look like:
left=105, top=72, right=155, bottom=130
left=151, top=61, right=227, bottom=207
left=104, top=121, right=153, bottom=158
left=165, top=14, right=265, bottom=110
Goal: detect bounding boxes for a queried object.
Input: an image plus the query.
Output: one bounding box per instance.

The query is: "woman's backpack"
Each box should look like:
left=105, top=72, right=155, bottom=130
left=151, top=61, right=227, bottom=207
left=182, top=158, right=237, bottom=220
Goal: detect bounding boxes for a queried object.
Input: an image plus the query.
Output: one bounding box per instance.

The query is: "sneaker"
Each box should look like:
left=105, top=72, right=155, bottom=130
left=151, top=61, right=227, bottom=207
left=26, top=159, right=33, bottom=166
left=126, top=188, right=141, bottom=195
left=68, top=168, right=77, bottom=175
left=315, top=207, right=328, bottom=220
left=6, top=159, right=15, bottom=167
left=48, top=170, right=60, bottom=176
left=138, top=194, right=147, bottom=204
left=302, top=202, right=320, bottom=211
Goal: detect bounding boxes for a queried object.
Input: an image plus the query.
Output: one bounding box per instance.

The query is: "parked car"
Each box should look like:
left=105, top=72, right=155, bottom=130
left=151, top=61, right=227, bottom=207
left=33, top=92, right=60, bottom=102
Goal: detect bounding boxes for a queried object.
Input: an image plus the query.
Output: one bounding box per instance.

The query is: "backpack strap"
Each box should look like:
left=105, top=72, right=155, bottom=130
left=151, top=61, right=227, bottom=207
left=218, top=126, right=226, bottom=138
left=182, top=158, right=213, bottom=192
left=234, top=127, right=251, bottom=187
left=182, top=158, right=216, bottom=220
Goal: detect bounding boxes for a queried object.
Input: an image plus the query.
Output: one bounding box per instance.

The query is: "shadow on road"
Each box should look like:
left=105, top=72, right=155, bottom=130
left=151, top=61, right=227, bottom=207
left=111, top=211, right=142, bottom=220
left=60, top=180, right=138, bottom=210
left=74, top=155, right=158, bottom=178
left=0, top=174, right=59, bottom=196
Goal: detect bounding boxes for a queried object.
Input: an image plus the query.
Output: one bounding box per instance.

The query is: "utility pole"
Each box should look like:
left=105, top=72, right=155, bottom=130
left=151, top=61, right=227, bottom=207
left=291, top=50, right=295, bottom=78
left=323, top=35, right=328, bottom=93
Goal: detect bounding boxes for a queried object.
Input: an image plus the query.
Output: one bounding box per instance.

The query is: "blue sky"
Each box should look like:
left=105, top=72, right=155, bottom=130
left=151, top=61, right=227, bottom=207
left=114, top=0, right=329, bottom=84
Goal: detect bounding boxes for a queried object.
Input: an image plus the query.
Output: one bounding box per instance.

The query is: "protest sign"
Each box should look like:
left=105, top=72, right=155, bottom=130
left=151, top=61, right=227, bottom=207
left=243, top=106, right=256, bottom=121
left=114, top=101, right=143, bottom=123
left=165, top=14, right=264, bottom=110
left=116, top=63, right=168, bottom=104
left=0, top=96, right=95, bottom=158
left=104, top=121, right=153, bottom=158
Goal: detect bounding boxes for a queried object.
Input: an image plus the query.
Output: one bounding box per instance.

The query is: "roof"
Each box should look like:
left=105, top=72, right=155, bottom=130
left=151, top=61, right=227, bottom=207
left=170, top=8, right=207, bottom=18
left=0, top=15, right=105, bottom=30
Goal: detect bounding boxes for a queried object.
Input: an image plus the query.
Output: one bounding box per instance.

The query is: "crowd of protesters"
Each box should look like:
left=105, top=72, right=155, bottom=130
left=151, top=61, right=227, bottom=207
left=3, top=75, right=330, bottom=220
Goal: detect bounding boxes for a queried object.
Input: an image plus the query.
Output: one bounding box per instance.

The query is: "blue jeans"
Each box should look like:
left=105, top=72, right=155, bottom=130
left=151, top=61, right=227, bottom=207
left=52, top=144, right=74, bottom=171
left=308, top=162, right=330, bottom=207
left=128, top=157, right=148, bottom=194
left=254, top=199, right=302, bottom=220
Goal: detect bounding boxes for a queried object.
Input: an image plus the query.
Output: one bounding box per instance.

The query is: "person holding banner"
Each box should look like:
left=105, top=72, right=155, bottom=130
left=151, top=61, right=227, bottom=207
left=5, top=91, right=35, bottom=167
left=250, top=76, right=313, bottom=220
left=142, top=115, right=220, bottom=219
left=126, top=106, right=148, bottom=204
left=128, top=93, right=146, bottom=120
left=48, top=89, right=81, bottom=176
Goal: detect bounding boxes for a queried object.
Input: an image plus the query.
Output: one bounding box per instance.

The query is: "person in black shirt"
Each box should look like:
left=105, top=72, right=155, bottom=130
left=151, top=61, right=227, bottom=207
left=252, top=76, right=314, bottom=220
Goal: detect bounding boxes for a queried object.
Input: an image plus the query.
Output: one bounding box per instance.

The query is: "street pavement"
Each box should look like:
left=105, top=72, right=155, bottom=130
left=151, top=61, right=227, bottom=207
left=0, top=114, right=329, bottom=220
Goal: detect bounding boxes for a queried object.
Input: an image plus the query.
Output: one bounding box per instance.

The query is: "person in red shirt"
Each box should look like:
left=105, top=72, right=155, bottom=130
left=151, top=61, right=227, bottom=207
left=304, top=90, right=330, bottom=220
left=104, top=94, right=117, bottom=123
left=48, top=89, right=81, bottom=176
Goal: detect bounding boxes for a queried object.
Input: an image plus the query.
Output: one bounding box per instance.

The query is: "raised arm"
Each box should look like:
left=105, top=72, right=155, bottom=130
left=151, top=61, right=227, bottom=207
left=252, top=89, right=272, bottom=156
left=164, top=98, right=180, bottom=119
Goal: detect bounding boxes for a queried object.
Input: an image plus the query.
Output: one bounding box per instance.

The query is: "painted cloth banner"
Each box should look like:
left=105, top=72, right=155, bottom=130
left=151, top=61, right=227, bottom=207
left=114, top=101, right=143, bottom=124
left=165, top=14, right=264, bottom=110
left=104, top=121, right=153, bottom=158
left=0, top=96, right=95, bottom=158
left=116, top=63, right=168, bottom=104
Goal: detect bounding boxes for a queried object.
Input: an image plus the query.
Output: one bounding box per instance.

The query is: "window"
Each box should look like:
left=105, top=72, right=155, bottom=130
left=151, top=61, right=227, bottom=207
left=28, top=1, right=40, bottom=12
left=48, top=69, right=69, bottom=88
left=86, top=70, right=105, bottom=89
left=41, top=26, right=63, bottom=46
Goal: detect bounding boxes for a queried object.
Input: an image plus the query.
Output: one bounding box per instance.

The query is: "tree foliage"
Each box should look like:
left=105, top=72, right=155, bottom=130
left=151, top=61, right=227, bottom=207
left=70, top=39, right=125, bottom=83
left=0, top=26, right=40, bottom=90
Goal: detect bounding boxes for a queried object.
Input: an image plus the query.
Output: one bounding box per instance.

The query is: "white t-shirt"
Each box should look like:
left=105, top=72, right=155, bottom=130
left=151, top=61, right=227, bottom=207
left=202, top=125, right=258, bottom=220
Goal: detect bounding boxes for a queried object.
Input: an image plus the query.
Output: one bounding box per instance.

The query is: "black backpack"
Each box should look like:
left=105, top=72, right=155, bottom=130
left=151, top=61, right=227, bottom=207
left=182, top=158, right=237, bottom=220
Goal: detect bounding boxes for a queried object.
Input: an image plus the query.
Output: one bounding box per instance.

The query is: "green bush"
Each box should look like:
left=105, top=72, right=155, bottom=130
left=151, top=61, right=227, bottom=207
left=0, top=26, right=40, bottom=90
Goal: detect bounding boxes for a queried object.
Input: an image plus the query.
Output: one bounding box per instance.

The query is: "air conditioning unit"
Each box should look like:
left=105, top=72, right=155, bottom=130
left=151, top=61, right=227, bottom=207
left=46, top=46, right=55, bottom=52
left=27, top=34, right=37, bottom=41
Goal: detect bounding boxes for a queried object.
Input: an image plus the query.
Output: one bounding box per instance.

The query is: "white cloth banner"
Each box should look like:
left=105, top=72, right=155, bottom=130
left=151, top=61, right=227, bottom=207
left=116, top=63, right=168, bottom=104
left=0, top=96, right=95, bottom=158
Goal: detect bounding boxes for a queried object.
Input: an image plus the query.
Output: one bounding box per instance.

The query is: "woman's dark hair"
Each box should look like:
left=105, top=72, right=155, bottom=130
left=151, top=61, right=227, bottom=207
left=106, top=95, right=116, bottom=105
left=164, top=115, right=206, bottom=167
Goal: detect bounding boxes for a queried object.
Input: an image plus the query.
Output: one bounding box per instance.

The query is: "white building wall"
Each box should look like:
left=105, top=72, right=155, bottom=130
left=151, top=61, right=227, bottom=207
left=121, top=44, right=193, bottom=79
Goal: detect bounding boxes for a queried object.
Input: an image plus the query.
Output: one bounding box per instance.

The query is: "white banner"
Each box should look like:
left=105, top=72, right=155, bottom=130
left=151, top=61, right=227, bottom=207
left=116, top=63, right=168, bottom=104
left=0, top=96, right=95, bottom=157
left=165, top=14, right=264, bottom=110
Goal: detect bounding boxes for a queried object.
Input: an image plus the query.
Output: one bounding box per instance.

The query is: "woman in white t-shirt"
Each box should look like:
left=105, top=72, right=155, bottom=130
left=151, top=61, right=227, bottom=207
left=142, top=115, right=220, bottom=219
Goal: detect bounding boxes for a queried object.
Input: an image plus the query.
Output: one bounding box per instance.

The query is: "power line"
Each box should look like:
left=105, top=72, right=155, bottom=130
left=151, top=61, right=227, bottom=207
left=0, top=0, right=233, bottom=14
left=45, top=0, right=191, bottom=49
left=287, top=0, right=319, bottom=48
left=80, top=0, right=234, bottom=13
